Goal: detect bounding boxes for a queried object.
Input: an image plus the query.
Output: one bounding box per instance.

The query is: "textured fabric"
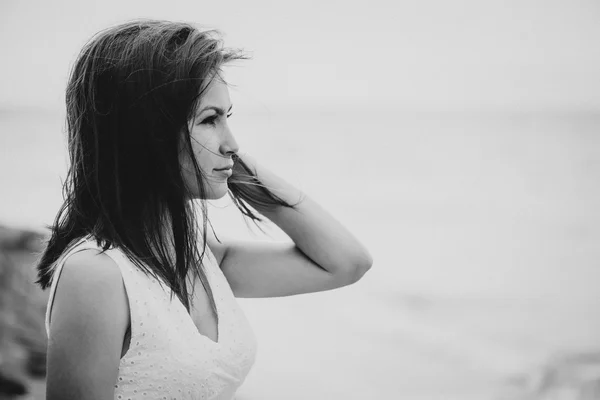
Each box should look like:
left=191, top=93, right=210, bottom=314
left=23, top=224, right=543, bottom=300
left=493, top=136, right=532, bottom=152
left=45, top=236, right=258, bottom=399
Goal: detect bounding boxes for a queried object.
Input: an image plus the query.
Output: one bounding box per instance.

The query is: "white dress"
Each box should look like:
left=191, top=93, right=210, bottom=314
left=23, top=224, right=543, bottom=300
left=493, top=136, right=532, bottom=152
left=44, top=236, right=258, bottom=399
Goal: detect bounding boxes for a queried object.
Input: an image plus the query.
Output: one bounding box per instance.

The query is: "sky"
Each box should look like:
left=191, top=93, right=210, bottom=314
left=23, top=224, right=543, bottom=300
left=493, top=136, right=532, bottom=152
left=1, top=0, right=599, bottom=112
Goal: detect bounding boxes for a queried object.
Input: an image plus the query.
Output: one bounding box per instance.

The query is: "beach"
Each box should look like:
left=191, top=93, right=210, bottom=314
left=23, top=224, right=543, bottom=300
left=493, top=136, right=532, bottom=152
left=1, top=108, right=599, bottom=399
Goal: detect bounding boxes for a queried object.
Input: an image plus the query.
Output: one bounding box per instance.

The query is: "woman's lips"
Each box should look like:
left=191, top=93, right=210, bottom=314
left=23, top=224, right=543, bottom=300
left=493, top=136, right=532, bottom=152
left=215, top=168, right=233, bottom=177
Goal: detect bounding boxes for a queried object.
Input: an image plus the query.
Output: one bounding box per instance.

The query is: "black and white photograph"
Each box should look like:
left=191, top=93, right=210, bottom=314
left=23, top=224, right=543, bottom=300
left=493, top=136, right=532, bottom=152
left=0, top=1, right=599, bottom=399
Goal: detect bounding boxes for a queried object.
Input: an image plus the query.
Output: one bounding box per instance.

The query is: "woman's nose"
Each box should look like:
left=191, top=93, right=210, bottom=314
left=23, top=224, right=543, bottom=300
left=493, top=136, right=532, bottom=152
left=219, top=124, right=239, bottom=156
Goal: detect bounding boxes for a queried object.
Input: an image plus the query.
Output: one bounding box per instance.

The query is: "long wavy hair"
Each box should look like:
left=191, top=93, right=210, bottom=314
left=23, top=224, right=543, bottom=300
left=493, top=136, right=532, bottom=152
left=35, top=19, right=298, bottom=317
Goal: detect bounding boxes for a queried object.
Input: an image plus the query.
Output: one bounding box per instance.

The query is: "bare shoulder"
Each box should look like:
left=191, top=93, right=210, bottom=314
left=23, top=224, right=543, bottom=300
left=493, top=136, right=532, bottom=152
left=51, top=248, right=129, bottom=332
left=59, top=248, right=123, bottom=287
left=46, top=248, right=130, bottom=398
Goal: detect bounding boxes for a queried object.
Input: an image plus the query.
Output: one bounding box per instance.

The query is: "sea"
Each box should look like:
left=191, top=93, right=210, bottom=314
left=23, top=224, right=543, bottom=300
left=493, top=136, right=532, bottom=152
left=1, top=107, right=599, bottom=399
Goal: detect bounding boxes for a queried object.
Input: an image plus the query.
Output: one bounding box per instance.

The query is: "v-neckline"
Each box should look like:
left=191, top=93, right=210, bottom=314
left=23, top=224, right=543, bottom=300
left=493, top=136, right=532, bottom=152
left=190, top=294, right=221, bottom=346
left=80, top=235, right=224, bottom=346
left=186, top=249, right=222, bottom=346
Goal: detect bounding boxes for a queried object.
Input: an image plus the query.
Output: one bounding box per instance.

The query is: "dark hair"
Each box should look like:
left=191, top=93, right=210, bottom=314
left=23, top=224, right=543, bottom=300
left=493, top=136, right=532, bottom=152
left=35, top=19, right=298, bottom=317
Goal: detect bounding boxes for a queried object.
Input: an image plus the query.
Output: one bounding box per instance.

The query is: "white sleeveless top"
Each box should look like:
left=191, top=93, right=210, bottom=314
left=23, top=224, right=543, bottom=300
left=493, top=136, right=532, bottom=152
left=45, top=236, right=258, bottom=400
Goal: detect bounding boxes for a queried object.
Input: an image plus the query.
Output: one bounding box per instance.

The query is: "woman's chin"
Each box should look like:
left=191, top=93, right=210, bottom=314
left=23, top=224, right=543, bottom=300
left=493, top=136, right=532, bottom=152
left=185, top=181, right=230, bottom=201
left=206, top=184, right=229, bottom=200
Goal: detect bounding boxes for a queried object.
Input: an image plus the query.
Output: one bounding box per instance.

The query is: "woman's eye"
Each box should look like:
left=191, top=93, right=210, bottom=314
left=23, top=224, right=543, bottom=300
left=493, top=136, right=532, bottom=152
left=199, top=112, right=232, bottom=126
left=201, top=115, right=218, bottom=126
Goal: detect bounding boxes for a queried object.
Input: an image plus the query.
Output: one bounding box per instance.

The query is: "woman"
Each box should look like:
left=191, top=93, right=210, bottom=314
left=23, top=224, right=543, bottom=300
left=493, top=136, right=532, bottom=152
left=36, top=19, right=373, bottom=399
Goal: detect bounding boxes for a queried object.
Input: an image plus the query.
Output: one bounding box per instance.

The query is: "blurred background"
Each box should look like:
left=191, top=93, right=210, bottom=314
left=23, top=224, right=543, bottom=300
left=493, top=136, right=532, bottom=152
left=1, top=0, right=599, bottom=399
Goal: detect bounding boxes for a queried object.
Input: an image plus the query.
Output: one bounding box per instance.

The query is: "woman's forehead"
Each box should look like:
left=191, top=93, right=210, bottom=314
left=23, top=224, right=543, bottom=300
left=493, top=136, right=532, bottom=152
left=198, top=78, right=231, bottom=108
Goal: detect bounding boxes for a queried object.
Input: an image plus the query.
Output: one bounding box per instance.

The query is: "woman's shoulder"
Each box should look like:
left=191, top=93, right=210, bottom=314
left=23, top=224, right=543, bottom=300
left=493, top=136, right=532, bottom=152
left=49, top=248, right=129, bottom=334
left=57, top=236, right=131, bottom=280
left=45, top=248, right=131, bottom=398
left=62, top=248, right=123, bottom=287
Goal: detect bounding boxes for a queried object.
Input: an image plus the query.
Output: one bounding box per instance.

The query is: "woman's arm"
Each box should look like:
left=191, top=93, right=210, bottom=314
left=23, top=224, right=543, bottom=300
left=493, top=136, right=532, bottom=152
left=208, top=153, right=373, bottom=298
left=46, top=250, right=129, bottom=400
left=246, top=153, right=372, bottom=276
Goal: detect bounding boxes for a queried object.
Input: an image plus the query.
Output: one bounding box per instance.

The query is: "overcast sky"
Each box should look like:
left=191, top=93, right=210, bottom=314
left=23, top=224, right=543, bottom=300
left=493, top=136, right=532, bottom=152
left=1, top=0, right=599, bottom=112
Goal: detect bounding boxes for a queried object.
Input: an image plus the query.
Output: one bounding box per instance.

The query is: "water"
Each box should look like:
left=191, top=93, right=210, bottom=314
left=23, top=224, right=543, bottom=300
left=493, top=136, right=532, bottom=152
left=1, top=107, right=599, bottom=398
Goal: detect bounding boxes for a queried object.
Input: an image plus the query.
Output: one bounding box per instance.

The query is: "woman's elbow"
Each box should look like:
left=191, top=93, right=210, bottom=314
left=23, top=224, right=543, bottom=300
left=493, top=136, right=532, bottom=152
left=350, top=251, right=373, bottom=283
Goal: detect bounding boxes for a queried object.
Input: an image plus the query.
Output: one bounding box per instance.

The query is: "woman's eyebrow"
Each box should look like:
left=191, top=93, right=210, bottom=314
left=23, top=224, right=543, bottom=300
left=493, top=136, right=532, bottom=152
left=197, top=104, right=233, bottom=117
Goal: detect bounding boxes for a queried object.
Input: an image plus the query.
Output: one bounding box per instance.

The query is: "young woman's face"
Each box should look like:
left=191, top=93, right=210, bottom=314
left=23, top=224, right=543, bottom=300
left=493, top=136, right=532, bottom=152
left=180, top=78, right=239, bottom=200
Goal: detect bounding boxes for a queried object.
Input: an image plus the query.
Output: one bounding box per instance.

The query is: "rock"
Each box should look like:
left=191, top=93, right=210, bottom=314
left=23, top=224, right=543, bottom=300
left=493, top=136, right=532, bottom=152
left=0, top=224, right=50, bottom=387
left=0, top=225, right=46, bottom=252
left=501, top=350, right=600, bottom=399
left=0, top=370, right=28, bottom=396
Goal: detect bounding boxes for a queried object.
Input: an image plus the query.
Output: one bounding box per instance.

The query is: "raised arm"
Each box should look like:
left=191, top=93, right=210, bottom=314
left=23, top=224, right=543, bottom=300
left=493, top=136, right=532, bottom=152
left=208, top=153, right=373, bottom=298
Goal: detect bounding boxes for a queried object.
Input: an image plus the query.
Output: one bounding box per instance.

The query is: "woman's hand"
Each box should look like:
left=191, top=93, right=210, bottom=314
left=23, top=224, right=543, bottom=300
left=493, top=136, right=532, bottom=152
left=228, top=153, right=303, bottom=215
left=231, top=152, right=258, bottom=176
left=230, top=152, right=258, bottom=189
